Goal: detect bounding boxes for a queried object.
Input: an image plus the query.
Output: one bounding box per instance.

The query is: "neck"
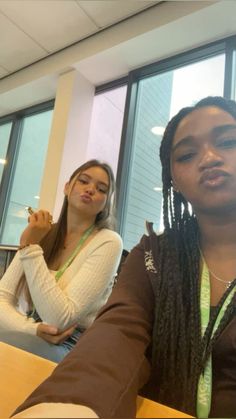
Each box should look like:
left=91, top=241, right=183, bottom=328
left=66, top=211, right=95, bottom=236
left=197, top=211, right=236, bottom=254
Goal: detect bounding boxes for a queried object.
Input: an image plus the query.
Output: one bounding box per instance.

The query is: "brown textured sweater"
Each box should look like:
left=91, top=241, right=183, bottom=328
left=14, top=234, right=236, bottom=418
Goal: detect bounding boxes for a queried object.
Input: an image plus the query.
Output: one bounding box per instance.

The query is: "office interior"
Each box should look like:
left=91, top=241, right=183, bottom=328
left=1, top=2, right=236, bottom=417
left=0, top=0, right=236, bottom=261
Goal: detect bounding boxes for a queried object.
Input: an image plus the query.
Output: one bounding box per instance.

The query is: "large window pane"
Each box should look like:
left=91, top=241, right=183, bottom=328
left=0, top=122, right=12, bottom=184
left=122, top=54, right=225, bottom=250
left=87, top=85, right=127, bottom=177
left=1, top=110, right=53, bottom=246
left=232, top=50, right=236, bottom=100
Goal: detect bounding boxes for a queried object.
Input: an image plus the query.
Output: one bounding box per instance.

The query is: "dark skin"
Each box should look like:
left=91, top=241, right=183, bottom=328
left=171, top=106, right=236, bottom=305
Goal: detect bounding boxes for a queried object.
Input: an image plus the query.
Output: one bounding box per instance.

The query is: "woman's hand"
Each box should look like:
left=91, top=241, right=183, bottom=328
left=20, top=210, right=53, bottom=247
left=37, top=323, right=77, bottom=345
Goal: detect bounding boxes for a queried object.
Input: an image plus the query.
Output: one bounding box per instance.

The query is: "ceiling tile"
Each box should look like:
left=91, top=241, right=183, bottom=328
left=77, top=0, right=159, bottom=28
left=0, top=0, right=98, bottom=53
left=0, top=12, right=47, bottom=71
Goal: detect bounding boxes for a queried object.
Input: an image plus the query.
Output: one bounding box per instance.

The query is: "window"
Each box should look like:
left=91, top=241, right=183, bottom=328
left=232, top=50, right=236, bottom=100
left=87, top=85, right=127, bottom=177
left=121, top=54, right=225, bottom=250
left=0, top=122, right=12, bottom=184
left=0, top=105, right=53, bottom=246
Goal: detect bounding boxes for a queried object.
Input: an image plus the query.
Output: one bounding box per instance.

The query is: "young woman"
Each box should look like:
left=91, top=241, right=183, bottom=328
left=0, top=160, right=122, bottom=362
left=13, top=97, right=236, bottom=418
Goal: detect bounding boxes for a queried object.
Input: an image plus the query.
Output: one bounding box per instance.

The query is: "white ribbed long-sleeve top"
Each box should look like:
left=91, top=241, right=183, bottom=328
left=0, top=229, right=122, bottom=336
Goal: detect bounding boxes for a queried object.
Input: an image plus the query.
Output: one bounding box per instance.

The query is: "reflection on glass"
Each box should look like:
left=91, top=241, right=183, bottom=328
left=122, top=54, right=225, bottom=250
left=87, top=85, right=127, bottom=177
left=232, top=50, right=236, bottom=101
left=1, top=110, right=53, bottom=245
left=0, top=122, right=12, bottom=184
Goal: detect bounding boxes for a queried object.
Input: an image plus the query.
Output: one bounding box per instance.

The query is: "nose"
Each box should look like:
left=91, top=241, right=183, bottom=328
left=85, top=183, right=96, bottom=195
left=198, top=145, right=223, bottom=171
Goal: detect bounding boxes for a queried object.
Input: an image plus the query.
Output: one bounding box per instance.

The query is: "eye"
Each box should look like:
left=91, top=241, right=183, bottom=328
left=97, top=186, right=108, bottom=194
left=77, top=177, right=88, bottom=184
left=217, top=138, right=236, bottom=149
left=176, top=152, right=196, bottom=163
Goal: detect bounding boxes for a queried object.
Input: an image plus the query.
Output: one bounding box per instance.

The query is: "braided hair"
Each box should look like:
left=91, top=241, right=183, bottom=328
left=151, top=97, right=236, bottom=415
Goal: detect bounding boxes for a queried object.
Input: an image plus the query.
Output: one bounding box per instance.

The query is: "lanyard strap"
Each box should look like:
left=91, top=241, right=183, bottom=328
left=55, top=224, right=95, bottom=281
left=197, top=262, right=236, bottom=418
left=28, top=224, right=95, bottom=320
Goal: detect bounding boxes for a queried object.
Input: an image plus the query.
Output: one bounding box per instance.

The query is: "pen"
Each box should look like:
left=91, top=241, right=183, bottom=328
left=27, top=206, right=53, bottom=224
left=27, top=206, right=34, bottom=215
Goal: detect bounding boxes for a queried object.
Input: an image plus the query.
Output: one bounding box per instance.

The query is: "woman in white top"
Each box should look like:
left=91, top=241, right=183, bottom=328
left=0, top=159, right=122, bottom=362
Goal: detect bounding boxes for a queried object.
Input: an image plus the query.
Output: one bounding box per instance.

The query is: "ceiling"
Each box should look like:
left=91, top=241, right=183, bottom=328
left=0, top=0, right=160, bottom=79
left=1, top=0, right=236, bottom=116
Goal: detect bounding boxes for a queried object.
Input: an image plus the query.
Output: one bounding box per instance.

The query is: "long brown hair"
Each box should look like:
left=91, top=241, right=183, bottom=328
left=17, top=159, right=116, bottom=307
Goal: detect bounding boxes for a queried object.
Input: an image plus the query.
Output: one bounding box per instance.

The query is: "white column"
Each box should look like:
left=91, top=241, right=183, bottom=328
left=39, top=69, right=95, bottom=219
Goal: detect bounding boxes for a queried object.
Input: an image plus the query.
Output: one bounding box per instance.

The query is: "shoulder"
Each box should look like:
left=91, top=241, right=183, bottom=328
left=139, top=230, right=164, bottom=251
left=95, top=229, right=123, bottom=247
left=87, top=229, right=123, bottom=258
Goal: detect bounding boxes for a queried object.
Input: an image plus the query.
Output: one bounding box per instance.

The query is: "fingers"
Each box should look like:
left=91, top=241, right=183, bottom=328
left=37, top=323, right=77, bottom=344
left=27, top=206, right=34, bottom=215
left=55, top=327, right=76, bottom=344
left=37, top=323, right=58, bottom=335
left=28, top=210, right=53, bottom=226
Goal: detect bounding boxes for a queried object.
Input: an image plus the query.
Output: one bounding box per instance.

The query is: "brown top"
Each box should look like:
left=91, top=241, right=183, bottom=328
left=210, top=315, right=236, bottom=417
left=14, top=235, right=236, bottom=418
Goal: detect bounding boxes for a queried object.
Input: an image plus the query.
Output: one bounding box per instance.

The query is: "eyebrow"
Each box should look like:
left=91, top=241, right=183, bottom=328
left=79, top=173, right=109, bottom=188
left=172, top=136, right=194, bottom=153
left=172, top=123, right=236, bottom=153
left=212, top=123, right=236, bottom=136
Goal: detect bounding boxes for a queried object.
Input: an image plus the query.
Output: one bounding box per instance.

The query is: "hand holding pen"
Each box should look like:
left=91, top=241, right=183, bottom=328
left=19, top=207, right=53, bottom=249
left=28, top=206, right=53, bottom=223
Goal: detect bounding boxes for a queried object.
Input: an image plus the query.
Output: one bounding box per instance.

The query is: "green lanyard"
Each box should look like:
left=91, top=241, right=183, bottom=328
left=55, top=224, right=95, bottom=281
left=197, top=261, right=236, bottom=418
left=29, top=224, right=95, bottom=319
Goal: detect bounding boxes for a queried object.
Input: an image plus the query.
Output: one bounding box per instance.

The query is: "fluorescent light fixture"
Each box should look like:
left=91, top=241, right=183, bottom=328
left=153, top=187, right=162, bottom=192
left=151, top=126, right=165, bottom=136
left=34, top=195, right=40, bottom=199
left=0, top=158, right=6, bottom=164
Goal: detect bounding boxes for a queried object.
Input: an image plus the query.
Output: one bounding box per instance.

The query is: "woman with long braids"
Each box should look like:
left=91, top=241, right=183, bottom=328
left=13, top=97, right=236, bottom=418
left=0, top=160, right=122, bottom=362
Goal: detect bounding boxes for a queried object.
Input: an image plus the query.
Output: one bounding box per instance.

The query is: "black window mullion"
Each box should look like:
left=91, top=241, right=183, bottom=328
left=224, top=37, right=236, bottom=99
left=116, top=72, right=139, bottom=235
left=0, top=118, right=22, bottom=241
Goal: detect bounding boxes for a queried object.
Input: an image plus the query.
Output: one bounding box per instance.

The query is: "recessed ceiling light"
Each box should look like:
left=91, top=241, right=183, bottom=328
left=151, top=126, right=165, bottom=136
left=34, top=195, right=40, bottom=199
left=153, top=187, right=162, bottom=192
left=0, top=158, right=7, bottom=164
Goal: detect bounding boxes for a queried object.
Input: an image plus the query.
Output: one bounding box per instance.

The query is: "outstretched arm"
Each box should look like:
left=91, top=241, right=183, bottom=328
left=13, top=237, right=155, bottom=418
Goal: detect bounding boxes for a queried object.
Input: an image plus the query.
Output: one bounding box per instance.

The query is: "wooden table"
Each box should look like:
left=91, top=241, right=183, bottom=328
left=0, top=342, right=192, bottom=418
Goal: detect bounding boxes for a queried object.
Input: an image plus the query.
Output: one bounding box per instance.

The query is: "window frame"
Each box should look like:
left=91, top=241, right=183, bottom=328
left=114, top=35, right=236, bottom=236
left=0, top=100, right=54, bottom=241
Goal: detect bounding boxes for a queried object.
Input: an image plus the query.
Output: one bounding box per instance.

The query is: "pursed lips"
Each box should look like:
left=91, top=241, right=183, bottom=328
left=199, top=169, right=230, bottom=184
left=80, top=193, right=93, bottom=203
